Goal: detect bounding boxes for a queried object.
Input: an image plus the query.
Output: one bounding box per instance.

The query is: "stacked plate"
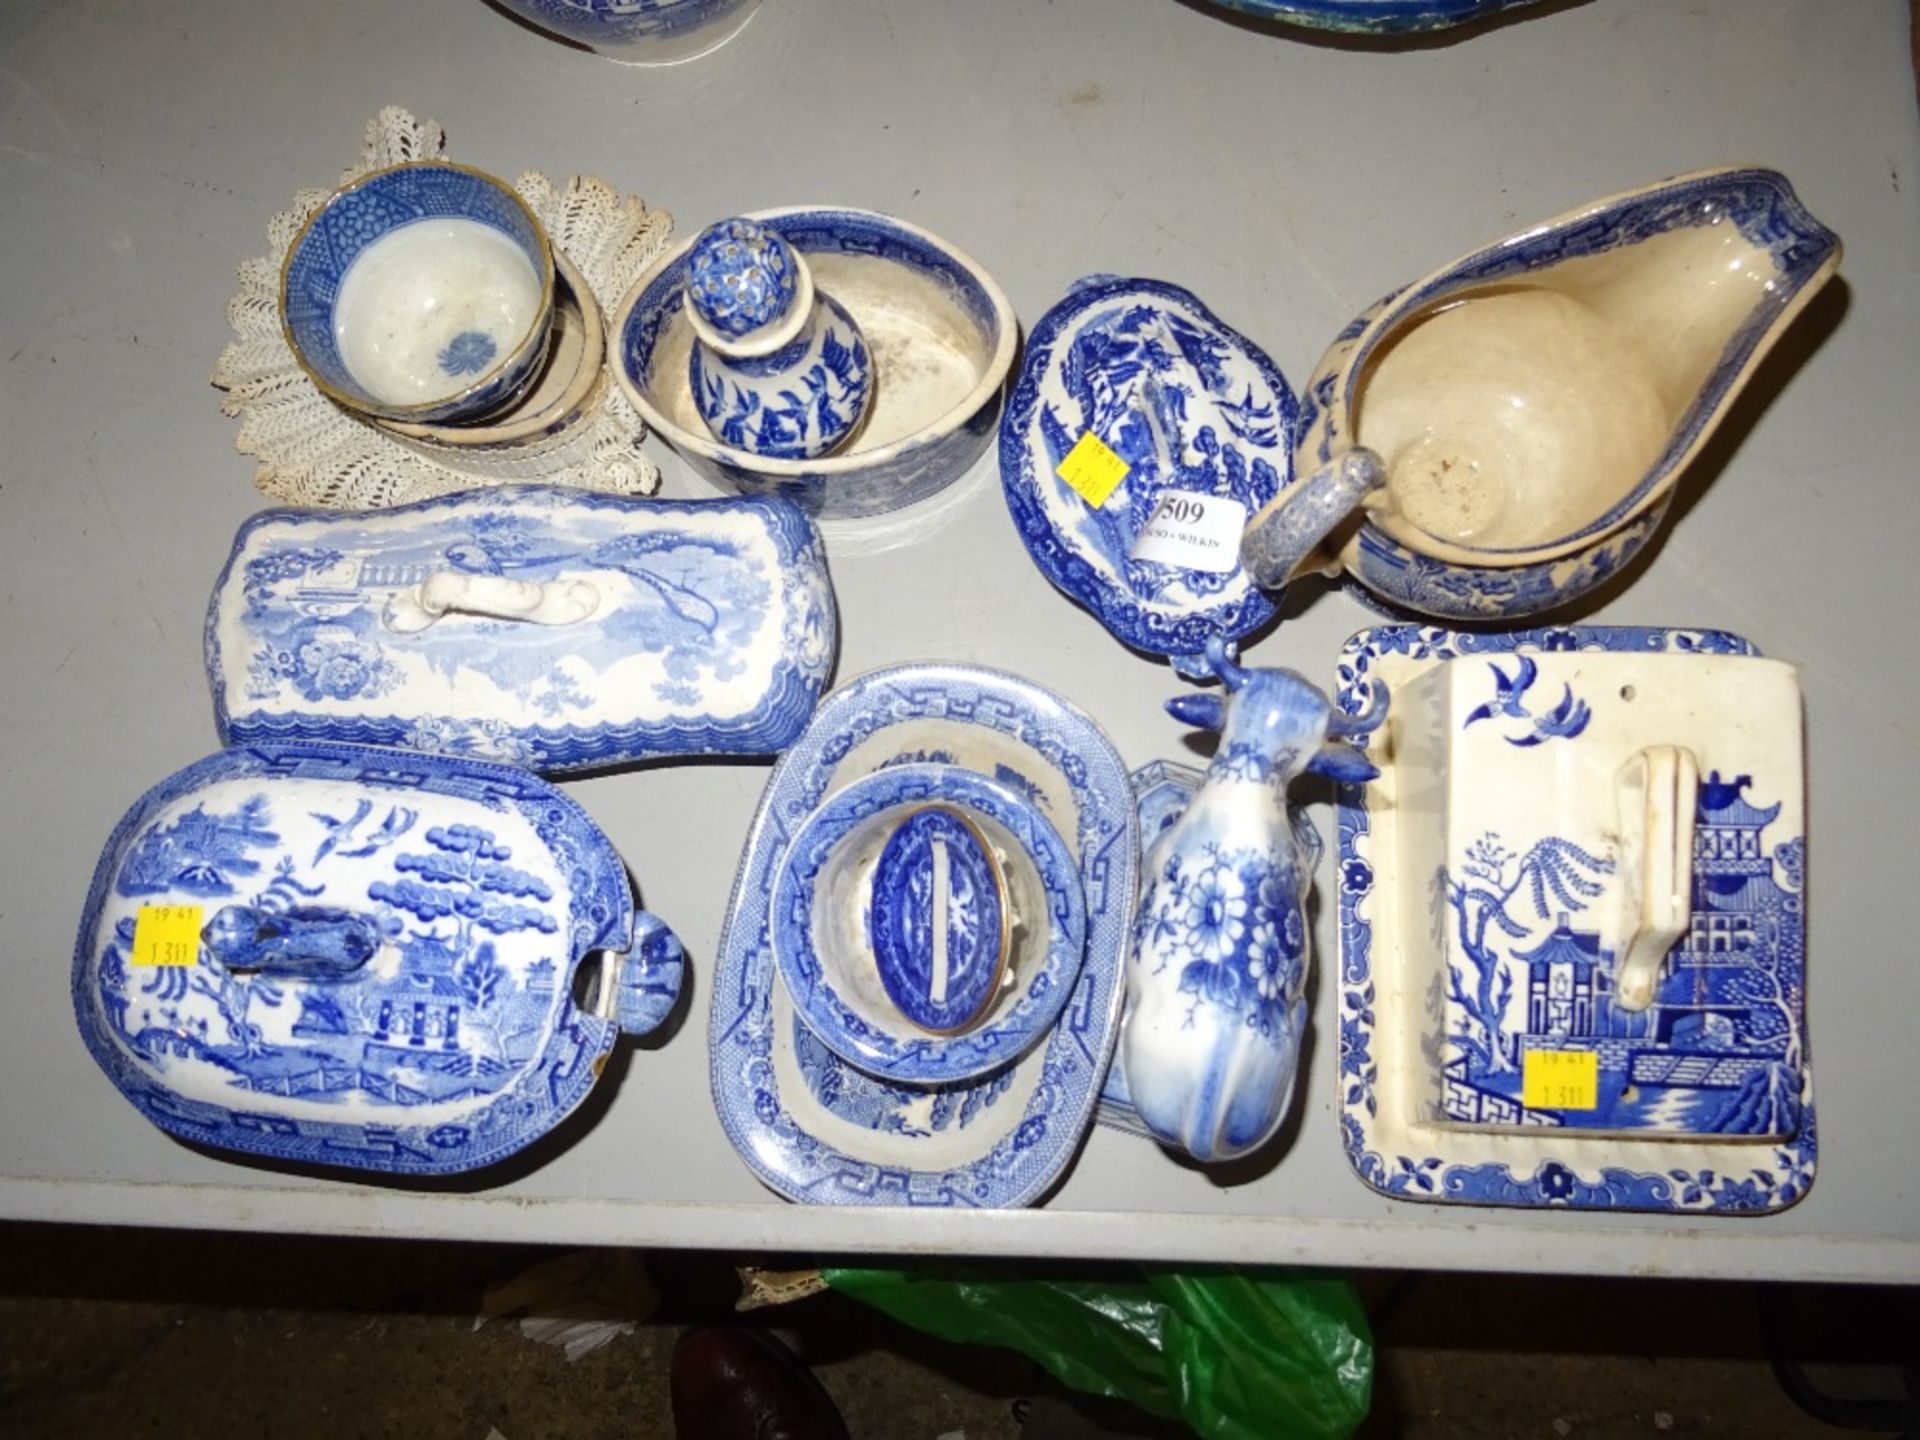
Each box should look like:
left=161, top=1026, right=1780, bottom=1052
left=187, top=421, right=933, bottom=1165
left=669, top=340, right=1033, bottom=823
left=709, top=664, right=1140, bottom=1207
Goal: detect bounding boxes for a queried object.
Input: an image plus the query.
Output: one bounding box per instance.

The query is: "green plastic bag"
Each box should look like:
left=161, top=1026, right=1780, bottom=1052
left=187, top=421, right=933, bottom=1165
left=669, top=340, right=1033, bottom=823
left=822, top=1265, right=1371, bottom=1439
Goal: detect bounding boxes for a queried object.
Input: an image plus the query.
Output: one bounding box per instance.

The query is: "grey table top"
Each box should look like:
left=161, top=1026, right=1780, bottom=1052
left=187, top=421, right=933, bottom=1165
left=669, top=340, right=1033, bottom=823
left=2, top=0, right=1916, bottom=1281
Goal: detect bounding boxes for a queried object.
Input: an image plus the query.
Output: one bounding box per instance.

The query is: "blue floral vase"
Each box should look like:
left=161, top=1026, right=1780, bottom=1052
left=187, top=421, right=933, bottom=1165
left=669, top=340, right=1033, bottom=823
left=684, top=217, right=874, bottom=460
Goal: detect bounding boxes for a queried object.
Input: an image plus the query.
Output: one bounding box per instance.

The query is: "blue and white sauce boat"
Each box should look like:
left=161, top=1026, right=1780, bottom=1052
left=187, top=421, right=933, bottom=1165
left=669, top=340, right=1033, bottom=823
left=614, top=207, right=1017, bottom=519
left=207, top=484, right=837, bottom=775
left=486, top=0, right=762, bottom=64
left=684, top=218, right=873, bottom=461
left=1121, top=637, right=1386, bottom=1164
left=1239, top=167, right=1841, bottom=621
left=73, top=740, right=684, bottom=1177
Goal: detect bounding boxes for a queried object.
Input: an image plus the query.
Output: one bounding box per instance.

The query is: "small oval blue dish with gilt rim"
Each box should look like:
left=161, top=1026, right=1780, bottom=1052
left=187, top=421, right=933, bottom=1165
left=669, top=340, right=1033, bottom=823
left=868, top=805, right=1010, bottom=1035
left=999, top=275, right=1300, bottom=679
left=771, top=763, right=1087, bottom=1086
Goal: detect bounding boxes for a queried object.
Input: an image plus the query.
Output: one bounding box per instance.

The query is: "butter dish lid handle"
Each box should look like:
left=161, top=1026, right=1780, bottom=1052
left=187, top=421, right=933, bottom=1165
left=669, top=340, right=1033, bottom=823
left=384, top=571, right=602, bottom=634
left=1614, top=744, right=1700, bottom=1012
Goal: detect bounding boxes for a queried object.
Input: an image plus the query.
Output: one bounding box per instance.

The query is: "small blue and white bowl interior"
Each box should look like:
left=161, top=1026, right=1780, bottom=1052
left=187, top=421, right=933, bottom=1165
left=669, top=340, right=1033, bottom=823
left=612, top=206, right=1017, bottom=519
left=281, top=162, right=556, bottom=424
left=770, top=763, right=1088, bottom=1085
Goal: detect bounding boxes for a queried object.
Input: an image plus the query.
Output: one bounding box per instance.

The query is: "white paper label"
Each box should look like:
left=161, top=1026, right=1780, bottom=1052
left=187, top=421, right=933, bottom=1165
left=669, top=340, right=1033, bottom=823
left=1129, top=492, right=1247, bottom=573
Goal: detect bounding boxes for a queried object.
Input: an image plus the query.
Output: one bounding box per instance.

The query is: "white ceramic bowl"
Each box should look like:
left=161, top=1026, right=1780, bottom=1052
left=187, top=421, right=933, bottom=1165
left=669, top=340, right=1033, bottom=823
left=612, top=206, right=1017, bottom=519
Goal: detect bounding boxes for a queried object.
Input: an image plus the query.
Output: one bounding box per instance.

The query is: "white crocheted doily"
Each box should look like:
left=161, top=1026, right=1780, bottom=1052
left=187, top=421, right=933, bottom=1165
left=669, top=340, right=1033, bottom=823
left=212, top=107, right=672, bottom=509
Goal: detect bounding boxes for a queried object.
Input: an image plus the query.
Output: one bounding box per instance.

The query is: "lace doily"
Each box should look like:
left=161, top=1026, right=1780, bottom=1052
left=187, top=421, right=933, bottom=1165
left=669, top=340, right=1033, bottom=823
left=212, top=107, right=673, bottom=509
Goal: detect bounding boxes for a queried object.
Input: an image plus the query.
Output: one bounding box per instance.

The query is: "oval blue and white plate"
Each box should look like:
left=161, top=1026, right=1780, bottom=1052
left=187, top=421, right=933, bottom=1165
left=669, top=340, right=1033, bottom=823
left=710, top=664, right=1138, bottom=1207
left=999, top=276, right=1299, bottom=677
left=1197, top=0, right=1548, bottom=34
left=771, top=763, right=1088, bottom=1087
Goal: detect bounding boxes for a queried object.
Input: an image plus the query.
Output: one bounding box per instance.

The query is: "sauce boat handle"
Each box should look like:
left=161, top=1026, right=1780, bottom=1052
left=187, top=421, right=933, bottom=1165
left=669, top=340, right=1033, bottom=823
left=1238, top=447, right=1386, bottom=589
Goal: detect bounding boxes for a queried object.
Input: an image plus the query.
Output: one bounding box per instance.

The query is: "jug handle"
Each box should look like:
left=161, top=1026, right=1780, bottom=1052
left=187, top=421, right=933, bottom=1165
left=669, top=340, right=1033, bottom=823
left=1613, top=745, right=1699, bottom=1012
left=1238, top=448, right=1387, bottom=590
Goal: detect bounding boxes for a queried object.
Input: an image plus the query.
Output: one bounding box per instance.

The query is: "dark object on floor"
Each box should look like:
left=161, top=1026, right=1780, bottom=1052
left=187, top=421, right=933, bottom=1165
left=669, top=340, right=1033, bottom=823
left=671, top=1326, right=852, bottom=1440
left=1763, top=1287, right=1918, bottom=1436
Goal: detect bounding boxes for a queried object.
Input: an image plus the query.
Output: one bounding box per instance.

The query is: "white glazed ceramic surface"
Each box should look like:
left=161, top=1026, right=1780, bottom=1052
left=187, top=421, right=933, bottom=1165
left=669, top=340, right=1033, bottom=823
left=1334, top=625, right=1815, bottom=1213
left=334, top=219, right=543, bottom=407
left=374, top=251, right=605, bottom=451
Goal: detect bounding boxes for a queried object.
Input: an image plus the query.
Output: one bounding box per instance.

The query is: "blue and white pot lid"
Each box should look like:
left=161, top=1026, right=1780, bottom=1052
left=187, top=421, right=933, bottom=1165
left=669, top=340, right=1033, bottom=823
left=710, top=663, right=1139, bottom=1207
left=206, top=484, right=838, bottom=776
left=999, top=276, right=1300, bottom=679
left=73, top=740, right=685, bottom=1177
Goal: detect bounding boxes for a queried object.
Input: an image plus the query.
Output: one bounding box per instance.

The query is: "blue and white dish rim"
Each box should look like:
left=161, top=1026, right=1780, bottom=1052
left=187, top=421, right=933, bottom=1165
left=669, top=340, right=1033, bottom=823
left=771, top=761, right=1088, bottom=1086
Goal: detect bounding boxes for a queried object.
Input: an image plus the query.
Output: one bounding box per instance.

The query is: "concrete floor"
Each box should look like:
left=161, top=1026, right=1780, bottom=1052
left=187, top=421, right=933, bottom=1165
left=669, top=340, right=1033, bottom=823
left=0, top=1224, right=1912, bottom=1438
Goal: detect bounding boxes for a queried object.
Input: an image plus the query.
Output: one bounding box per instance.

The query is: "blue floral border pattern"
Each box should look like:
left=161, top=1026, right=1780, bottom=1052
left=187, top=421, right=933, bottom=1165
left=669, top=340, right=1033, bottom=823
left=204, top=485, right=836, bottom=775
left=999, top=276, right=1299, bottom=663
left=708, top=665, right=1138, bottom=1207
left=505, top=0, right=753, bottom=45
left=1331, top=624, right=1818, bottom=1213
left=71, top=740, right=635, bottom=1176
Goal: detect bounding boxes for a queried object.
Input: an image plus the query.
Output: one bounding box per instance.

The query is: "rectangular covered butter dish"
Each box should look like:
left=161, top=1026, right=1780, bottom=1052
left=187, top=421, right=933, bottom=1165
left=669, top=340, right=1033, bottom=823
left=207, top=484, right=838, bottom=774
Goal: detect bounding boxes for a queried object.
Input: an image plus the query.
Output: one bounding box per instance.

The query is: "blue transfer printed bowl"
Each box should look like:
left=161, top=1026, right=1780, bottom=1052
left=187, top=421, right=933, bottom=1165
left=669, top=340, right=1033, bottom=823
left=770, top=763, right=1088, bottom=1087
left=612, top=207, right=1017, bottom=520
left=488, top=0, right=761, bottom=64
left=281, top=162, right=556, bottom=425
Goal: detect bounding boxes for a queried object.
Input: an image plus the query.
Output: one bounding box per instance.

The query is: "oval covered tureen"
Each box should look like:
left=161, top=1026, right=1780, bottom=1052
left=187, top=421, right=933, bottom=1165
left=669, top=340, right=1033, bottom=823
left=73, top=740, right=683, bottom=1176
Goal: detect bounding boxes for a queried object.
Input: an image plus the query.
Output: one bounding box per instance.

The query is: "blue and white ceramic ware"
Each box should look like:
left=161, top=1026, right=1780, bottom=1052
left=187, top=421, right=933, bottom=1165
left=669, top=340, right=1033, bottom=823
left=281, top=162, right=556, bottom=424
left=710, top=664, right=1138, bottom=1206
left=73, top=740, right=684, bottom=1176
left=1240, top=168, right=1841, bottom=620
left=614, top=207, right=1016, bottom=519
left=1121, top=638, right=1385, bottom=1164
left=1334, top=624, right=1815, bottom=1212
left=1000, top=277, right=1298, bottom=678
left=1198, top=0, right=1546, bottom=33
left=770, top=763, right=1088, bottom=1086
left=207, top=485, right=838, bottom=775
left=489, top=0, right=761, bottom=64
left=685, top=218, right=874, bottom=460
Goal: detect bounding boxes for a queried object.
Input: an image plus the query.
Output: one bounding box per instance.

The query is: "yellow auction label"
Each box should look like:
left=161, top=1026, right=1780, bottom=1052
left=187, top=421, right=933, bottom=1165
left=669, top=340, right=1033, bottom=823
left=1055, top=431, right=1129, bottom=508
left=130, top=904, right=203, bottom=967
left=1522, top=1049, right=1599, bottom=1111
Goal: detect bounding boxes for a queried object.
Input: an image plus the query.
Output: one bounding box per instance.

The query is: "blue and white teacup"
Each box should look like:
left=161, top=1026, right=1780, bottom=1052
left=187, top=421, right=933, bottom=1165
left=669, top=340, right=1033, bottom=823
left=281, top=161, right=556, bottom=425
